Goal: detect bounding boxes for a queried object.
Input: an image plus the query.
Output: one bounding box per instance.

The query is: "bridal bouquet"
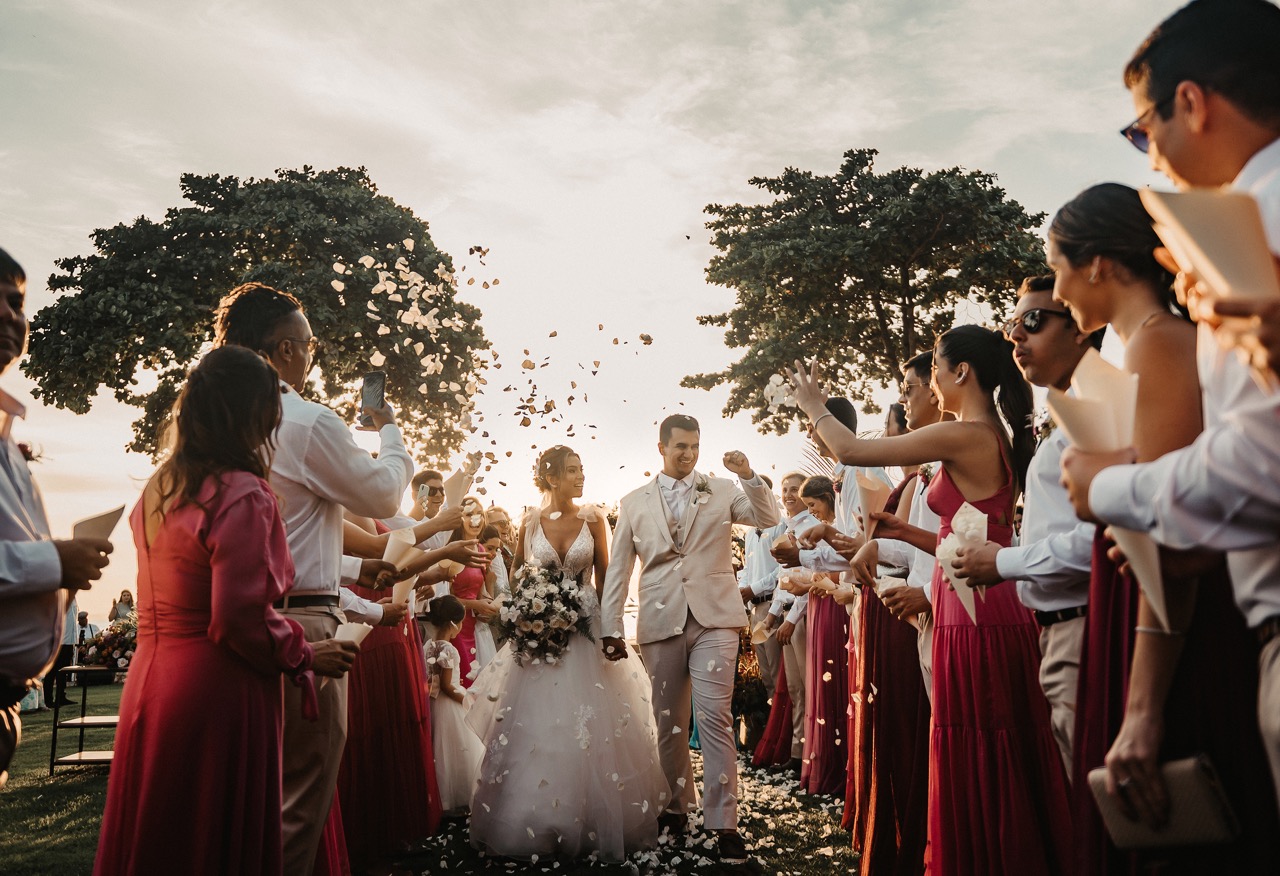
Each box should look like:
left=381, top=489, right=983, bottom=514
left=496, top=564, right=593, bottom=666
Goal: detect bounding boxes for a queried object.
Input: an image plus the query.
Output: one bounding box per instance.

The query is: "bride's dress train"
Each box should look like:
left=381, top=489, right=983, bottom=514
left=467, top=514, right=667, bottom=862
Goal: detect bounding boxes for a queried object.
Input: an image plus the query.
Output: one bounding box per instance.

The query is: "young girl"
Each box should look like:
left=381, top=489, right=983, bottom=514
left=422, top=596, right=483, bottom=814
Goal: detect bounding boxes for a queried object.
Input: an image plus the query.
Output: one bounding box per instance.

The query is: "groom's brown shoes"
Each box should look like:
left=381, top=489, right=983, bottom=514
left=715, top=831, right=763, bottom=874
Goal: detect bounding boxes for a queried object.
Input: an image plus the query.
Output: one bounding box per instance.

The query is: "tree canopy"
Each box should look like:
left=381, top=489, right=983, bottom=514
left=26, top=166, right=488, bottom=462
left=683, top=148, right=1046, bottom=431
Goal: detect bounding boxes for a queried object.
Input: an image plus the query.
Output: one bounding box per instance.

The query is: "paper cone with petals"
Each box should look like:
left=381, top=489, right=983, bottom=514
left=856, top=473, right=891, bottom=540
left=382, top=527, right=420, bottom=571
left=335, top=622, right=374, bottom=645
left=1111, top=527, right=1171, bottom=631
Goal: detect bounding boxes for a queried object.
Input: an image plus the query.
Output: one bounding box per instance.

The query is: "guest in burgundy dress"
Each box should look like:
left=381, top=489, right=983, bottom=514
left=1049, top=183, right=1280, bottom=874
left=795, top=475, right=849, bottom=796
left=447, top=498, right=495, bottom=687
left=95, top=347, right=358, bottom=876
left=787, top=326, right=1071, bottom=874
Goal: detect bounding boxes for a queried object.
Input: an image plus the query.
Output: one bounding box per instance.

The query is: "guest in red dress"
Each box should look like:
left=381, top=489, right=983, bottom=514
left=751, top=662, right=793, bottom=769
left=795, top=476, right=849, bottom=797
left=94, top=347, right=358, bottom=876
left=787, top=326, right=1072, bottom=874
left=448, top=497, right=496, bottom=687
left=1049, top=184, right=1280, bottom=874
left=336, top=518, right=443, bottom=869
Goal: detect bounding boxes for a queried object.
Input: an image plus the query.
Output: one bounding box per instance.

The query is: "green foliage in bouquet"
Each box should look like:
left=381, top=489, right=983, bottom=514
left=496, top=564, right=594, bottom=667
left=84, top=614, right=138, bottom=670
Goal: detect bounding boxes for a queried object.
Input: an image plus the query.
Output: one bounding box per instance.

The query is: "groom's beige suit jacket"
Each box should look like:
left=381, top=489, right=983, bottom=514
left=601, top=473, right=780, bottom=645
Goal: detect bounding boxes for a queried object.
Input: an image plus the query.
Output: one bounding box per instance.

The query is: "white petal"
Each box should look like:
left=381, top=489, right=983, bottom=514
left=403, top=238, right=415, bottom=251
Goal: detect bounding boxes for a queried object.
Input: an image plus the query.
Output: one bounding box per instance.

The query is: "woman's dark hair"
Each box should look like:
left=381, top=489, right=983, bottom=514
left=935, top=325, right=1035, bottom=490
left=153, top=346, right=282, bottom=516
left=886, top=403, right=908, bottom=435
left=214, top=282, right=304, bottom=353
left=799, top=475, right=837, bottom=516
left=479, top=524, right=501, bottom=543
left=533, top=445, right=578, bottom=492
left=824, top=397, right=857, bottom=432
left=1049, top=184, right=1186, bottom=320
left=1125, top=0, right=1280, bottom=129
left=426, top=594, right=465, bottom=627
left=0, top=247, right=25, bottom=286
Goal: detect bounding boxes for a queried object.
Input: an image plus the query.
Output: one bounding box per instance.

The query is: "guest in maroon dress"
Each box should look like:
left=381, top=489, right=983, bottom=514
left=1049, top=184, right=1280, bottom=874
left=94, top=347, right=358, bottom=876
left=336, top=519, right=443, bottom=869
left=787, top=326, right=1072, bottom=874
left=794, top=476, right=849, bottom=796
left=842, top=452, right=931, bottom=876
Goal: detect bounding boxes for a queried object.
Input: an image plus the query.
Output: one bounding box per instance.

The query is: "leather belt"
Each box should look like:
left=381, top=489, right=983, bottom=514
left=273, top=594, right=339, bottom=610
left=1034, top=605, right=1087, bottom=628
left=1256, top=615, right=1280, bottom=648
left=749, top=593, right=773, bottom=606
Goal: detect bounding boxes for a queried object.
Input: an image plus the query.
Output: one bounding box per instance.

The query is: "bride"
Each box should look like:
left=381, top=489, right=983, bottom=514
left=467, top=445, right=667, bottom=862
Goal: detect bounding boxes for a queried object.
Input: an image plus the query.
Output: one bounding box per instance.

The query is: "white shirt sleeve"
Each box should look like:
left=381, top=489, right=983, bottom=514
left=995, top=520, right=1094, bottom=585
left=799, top=544, right=851, bottom=573
left=301, top=414, right=414, bottom=520
left=339, top=587, right=385, bottom=624
left=0, top=540, right=62, bottom=597
left=785, top=592, right=808, bottom=625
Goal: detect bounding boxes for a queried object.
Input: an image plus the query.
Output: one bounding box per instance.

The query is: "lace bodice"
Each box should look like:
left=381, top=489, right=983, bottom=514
left=525, top=515, right=599, bottom=618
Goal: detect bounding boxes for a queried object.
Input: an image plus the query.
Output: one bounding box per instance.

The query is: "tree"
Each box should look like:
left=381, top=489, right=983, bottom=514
left=683, top=148, right=1046, bottom=432
left=25, top=166, right=489, bottom=462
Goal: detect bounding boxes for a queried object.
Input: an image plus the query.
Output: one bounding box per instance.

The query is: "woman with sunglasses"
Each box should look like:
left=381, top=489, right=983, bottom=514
left=788, top=326, right=1071, bottom=875
left=1049, top=183, right=1279, bottom=875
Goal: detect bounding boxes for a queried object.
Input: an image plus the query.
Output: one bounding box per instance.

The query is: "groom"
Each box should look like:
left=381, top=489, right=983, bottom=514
left=601, top=414, right=778, bottom=870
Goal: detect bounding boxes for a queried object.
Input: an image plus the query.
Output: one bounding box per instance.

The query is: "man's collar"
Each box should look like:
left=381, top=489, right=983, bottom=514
left=657, top=470, right=697, bottom=490
left=787, top=508, right=816, bottom=527
left=1233, top=136, right=1280, bottom=193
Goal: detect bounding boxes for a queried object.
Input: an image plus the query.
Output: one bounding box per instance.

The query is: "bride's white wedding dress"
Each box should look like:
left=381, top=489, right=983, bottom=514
left=467, top=513, right=667, bottom=862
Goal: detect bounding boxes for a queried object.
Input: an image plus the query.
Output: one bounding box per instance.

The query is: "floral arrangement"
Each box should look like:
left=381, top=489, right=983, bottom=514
left=495, top=564, right=593, bottom=666
left=84, top=612, right=137, bottom=670
left=1032, top=409, right=1057, bottom=448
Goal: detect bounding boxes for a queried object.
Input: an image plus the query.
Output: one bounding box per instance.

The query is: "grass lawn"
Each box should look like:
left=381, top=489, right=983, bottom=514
left=1, top=684, right=859, bottom=875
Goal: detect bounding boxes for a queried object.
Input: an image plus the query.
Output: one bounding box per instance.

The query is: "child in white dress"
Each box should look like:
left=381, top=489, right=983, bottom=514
left=423, top=595, right=484, bottom=814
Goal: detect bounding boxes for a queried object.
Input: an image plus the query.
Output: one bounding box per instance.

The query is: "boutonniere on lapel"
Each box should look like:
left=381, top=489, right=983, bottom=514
left=1032, top=409, right=1057, bottom=449
left=694, top=476, right=712, bottom=504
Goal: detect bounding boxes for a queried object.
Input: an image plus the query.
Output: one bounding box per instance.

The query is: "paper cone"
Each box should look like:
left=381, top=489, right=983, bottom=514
left=1111, top=527, right=1170, bottom=632
left=750, top=621, right=774, bottom=645
left=392, top=576, right=414, bottom=606
left=1070, top=350, right=1140, bottom=447
left=937, top=550, right=979, bottom=625
left=74, top=505, right=126, bottom=541
left=874, top=576, right=905, bottom=595
left=335, top=623, right=373, bottom=645
left=442, top=468, right=468, bottom=509
left=856, top=473, right=891, bottom=539
left=772, top=531, right=795, bottom=550
left=382, top=527, right=420, bottom=570
left=1047, top=391, right=1121, bottom=453
left=434, top=559, right=464, bottom=577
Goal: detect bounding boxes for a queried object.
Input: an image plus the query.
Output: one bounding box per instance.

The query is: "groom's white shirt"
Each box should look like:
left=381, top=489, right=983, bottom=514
left=602, top=470, right=780, bottom=643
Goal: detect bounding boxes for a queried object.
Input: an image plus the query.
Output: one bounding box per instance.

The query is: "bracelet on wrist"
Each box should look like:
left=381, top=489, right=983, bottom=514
left=1135, top=625, right=1185, bottom=637
left=812, top=412, right=834, bottom=429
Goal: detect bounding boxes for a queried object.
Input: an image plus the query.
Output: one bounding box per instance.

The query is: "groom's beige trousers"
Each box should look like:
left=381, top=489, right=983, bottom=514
left=640, top=611, right=741, bottom=830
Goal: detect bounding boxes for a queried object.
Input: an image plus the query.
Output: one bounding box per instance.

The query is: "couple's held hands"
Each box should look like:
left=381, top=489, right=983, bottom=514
left=312, top=639, right=360, bottom=678
left=880, top=585, right=930, bottom=621
left=1060, top=446, right=1137, bottom=523
left=55, top=537, right=114, bottom=590
left=951, top=541, right=1003, bottom=588
left=721, top=450, right=754, bottom=480
left=601, top=636, right=629, bottom=661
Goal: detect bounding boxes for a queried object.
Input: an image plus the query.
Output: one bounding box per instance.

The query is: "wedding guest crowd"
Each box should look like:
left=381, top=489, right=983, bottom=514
left=3, top=2, right=1279, bottom=875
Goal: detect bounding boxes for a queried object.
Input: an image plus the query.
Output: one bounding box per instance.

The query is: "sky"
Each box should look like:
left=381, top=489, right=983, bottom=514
left=1, top=0, right=1174, bottom=622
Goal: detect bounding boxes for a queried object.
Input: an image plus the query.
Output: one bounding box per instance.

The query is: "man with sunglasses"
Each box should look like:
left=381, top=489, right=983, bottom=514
left=214, top=282, right=413, bottom=874
left=952, top=276, right=1102, bottom=774
left=1060, top=0, right=1280, bottom=805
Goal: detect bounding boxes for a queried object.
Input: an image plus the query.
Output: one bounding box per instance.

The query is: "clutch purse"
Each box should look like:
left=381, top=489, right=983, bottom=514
left=1086, top=754, right=1240, bottom=850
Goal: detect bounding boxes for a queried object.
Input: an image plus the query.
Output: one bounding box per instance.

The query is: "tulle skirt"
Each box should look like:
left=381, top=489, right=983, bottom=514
left=466, top=635, right=667, bottom=862
left=430, top=694, right=484, bottom=813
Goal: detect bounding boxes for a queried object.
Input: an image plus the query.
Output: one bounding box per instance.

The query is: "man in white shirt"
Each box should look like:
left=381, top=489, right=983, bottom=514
left=850, top=352, right=947, bottom=699
left=953, top=276, right=1102, bottom=772
left=0, top=247, right=114, bottom=787
left=737, top=475, right=785, bottom=690
left=1059, top=0, right=1280, bottom=804
left=215, top=283, right=406, bottom=873
left=762, top=472, right=818, bottom=770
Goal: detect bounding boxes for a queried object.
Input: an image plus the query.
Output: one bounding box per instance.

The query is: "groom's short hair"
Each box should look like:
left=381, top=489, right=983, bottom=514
left=824, top=397, right=857, bottom=432
left=659, top=414, right=700, bottom=443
